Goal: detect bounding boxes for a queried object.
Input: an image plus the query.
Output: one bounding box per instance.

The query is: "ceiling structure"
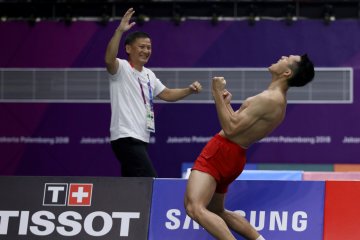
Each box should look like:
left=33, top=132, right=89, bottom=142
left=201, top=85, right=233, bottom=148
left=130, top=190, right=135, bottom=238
left=0, top=0, right=359, bottom=25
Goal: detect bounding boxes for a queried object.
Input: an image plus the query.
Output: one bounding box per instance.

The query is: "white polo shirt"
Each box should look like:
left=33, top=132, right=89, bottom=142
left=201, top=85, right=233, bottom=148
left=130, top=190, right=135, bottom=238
left=108, top=58, right=166, bottom=143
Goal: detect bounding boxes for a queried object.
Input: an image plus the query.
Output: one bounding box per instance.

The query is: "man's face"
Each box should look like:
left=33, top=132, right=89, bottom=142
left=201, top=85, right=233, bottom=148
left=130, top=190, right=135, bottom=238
left=126, top=37, right=152, bottom=65
left=269, top=55, right=301, bottom=76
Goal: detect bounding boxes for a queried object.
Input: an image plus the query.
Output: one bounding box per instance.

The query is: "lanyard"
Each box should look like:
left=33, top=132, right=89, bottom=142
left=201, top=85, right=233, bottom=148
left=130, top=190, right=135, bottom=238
left=129, top=61, right=154, bottom=110
left=138, top=78, right=146, bottom=105
left=129, top=61, right=156, bottom=132
left=137, top=74, right=154, bottom=110
left=146, top=74, right=154, bottom=111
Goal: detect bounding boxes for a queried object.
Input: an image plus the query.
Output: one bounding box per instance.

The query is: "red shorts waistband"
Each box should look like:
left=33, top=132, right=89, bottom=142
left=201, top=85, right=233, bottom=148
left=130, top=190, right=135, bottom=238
left=213, top=133, right=246, bottom=151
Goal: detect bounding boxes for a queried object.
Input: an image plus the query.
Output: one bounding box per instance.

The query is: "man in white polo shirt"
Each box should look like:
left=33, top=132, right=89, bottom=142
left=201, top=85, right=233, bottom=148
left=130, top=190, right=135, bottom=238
left=105, top=8, right=202, bottom=177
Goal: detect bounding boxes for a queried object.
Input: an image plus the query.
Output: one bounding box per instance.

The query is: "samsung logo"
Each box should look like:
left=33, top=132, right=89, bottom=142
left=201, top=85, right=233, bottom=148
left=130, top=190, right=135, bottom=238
left=165, top=209, right=307, bottom=231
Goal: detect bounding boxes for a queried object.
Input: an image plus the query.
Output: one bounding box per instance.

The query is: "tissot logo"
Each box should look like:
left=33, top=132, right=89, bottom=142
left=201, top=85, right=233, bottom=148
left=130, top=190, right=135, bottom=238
left=43, top=183, right=93, bottom=207
left=0, top=178, right=150, bottom=239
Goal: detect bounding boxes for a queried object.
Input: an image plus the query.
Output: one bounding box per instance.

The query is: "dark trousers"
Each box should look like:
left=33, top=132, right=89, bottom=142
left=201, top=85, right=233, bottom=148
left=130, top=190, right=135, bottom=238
left=111, top=137, right=157, bottom=177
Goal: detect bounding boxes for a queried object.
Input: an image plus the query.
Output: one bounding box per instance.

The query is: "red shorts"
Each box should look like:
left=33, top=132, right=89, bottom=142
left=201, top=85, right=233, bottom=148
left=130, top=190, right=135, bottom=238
left=192, top=134, right=246, bottom=193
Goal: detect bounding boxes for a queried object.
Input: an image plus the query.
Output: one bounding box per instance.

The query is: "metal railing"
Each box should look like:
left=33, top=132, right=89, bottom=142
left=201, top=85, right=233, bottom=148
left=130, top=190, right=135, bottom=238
left=0, top=67, right=353, bottom=104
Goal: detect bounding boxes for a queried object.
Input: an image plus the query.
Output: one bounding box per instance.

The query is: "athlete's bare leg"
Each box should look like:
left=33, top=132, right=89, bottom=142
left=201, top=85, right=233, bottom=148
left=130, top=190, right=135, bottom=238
left=207, top=192, right=261, bottom=239
left=184, top=170, right=237, bottom=240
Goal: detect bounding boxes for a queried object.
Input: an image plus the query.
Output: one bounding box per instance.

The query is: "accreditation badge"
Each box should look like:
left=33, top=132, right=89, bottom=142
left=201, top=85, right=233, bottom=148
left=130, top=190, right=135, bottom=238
left=146, top=104, right=155, bottom=132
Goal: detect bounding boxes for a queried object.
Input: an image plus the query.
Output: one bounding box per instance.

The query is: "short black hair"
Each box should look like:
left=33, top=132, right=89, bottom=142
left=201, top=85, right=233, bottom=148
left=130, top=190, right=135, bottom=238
left=288, top=54, right=315, bottom=87
left=124, top=31, right=151, bottom=46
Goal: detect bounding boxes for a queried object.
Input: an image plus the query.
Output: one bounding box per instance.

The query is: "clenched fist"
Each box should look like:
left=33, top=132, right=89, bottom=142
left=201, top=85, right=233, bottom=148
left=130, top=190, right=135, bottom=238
left=222, top=89, right=232, bottom=104
left=189, top=81, right=202, bottom=94
left=212, top=77, right=226, bottom=92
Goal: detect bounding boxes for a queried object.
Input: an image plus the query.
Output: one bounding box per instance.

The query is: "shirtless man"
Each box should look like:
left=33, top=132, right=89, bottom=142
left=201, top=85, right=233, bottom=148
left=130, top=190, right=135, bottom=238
left=184, top=54, right=315, bottom=240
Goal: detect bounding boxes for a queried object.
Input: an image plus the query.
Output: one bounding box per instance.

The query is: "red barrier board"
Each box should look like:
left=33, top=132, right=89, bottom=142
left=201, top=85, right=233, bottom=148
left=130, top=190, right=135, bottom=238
left=323, top=181, right=360, bottom=240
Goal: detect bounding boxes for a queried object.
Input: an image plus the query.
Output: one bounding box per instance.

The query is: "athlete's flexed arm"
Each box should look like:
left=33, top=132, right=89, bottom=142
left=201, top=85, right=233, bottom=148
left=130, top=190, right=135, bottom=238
left=212, top=77, right=270, bottom=138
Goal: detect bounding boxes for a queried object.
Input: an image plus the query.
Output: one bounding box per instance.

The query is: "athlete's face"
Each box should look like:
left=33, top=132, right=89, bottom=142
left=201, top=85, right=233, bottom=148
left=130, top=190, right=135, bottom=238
left=269, top=55, right=301, bottom=77
left=126, top=37, right=152, bottom=66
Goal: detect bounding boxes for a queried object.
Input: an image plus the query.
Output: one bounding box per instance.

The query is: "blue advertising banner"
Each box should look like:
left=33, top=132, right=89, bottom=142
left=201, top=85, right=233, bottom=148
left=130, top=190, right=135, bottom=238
left=149, top=179, right=324, bottom=240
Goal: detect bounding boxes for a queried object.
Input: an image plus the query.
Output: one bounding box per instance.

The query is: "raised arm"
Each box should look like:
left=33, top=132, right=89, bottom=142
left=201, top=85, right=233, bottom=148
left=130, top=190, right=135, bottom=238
left=157, top=81, right=202, bottom=102
left=212, top=77, right=268, bottom=138
left=105, top=8, right=136, bottom=75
